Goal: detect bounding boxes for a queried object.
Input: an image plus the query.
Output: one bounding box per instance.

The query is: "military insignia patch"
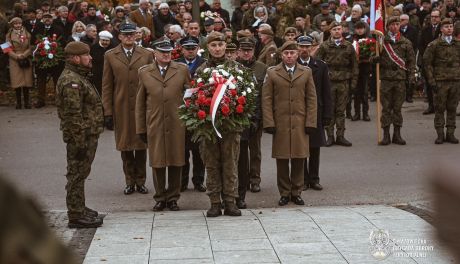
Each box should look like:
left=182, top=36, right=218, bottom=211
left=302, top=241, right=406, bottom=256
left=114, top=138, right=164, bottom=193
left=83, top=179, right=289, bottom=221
left=71, top=83, right=80, bottom=89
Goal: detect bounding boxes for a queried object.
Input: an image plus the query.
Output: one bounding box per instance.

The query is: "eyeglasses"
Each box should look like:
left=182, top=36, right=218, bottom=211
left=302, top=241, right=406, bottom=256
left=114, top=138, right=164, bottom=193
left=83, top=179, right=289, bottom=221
left=431, top=15, right=440, bottom=18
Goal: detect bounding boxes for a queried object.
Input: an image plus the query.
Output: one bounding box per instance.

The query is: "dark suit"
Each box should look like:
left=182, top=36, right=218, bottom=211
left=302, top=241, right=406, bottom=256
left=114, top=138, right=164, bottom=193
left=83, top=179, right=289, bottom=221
left=52, top=18, right=74, bottom=44
left=90, top=42, right=115, bottom=95
left=23, top=19, right=42, bottom=40
left=176, top=55, right=206, bottom=190
left=419, top=24, right=441, bottom=109
left=298, top=57, right=332, bottom=185
left=401, top=24, right=419, bottom=101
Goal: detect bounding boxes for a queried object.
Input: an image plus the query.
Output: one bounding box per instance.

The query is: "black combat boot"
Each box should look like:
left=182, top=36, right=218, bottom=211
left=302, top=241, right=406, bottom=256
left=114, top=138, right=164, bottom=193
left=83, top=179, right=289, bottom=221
left=206, top=203, right=222, bottom=217
left=23, top=87, right=31, bottom=109
left=68, top=215, right=103, bottom=228
left=392, top=126, right=406, bottom=145
left=224, top=201, right=242, bottom=216
left=379, top=127, right=391, bottom=145
left=84, top=207, right=99, bottom=218
left=236, top=191, right=247, bottom=209
left=15, top=89, right=22, bottom=109
left=362, top=109, right=371, bottom=121
left=351, top=112, right=360, bottom=121
left=325, top=133, right=334, bottom=147
left=445, top=129, right=459, bottom=144
left=335, top=136, right=352, bottom=146
left=352, top=103, right=360, bottom=121
left=435, top=128, right=444, bottom=144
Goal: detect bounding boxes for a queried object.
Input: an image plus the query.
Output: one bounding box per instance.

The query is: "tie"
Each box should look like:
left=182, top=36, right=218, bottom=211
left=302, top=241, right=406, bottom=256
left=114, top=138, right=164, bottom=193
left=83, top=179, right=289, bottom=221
left=126, top=50, right=132, bottom=61
left=161, top=68, right=166, bottom=77
left=432, top=26, right=437, bottom=37
left=288, top=69, right=293, bottom=79
left=445, top=36, right=452, bottom=44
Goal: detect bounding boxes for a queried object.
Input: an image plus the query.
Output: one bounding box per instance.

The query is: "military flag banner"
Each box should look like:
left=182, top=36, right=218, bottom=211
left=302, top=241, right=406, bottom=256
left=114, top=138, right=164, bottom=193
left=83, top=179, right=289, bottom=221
left=1, top=42, right=12, bottom=54
left=370, top=0, right=384, bottom=34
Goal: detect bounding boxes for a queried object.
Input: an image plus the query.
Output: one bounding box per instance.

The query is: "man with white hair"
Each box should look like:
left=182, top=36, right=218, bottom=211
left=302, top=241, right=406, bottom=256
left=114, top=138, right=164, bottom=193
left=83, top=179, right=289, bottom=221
left=53, top=5, right=73, bottom=41
left=91, top=31, right=115, bottom=94
left=80, top=24, right=97, bottom=46
left=168, top=24, right=184, bottom=44
left=129, top=0, right=154, bottom=36
left=346, top=4, right=369, bottom=34
left=153, top=3, right=179, bottom=38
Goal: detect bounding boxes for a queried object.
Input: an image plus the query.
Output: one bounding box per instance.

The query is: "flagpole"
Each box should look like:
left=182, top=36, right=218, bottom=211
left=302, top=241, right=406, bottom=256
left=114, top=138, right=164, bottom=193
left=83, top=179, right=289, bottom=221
left=375, top=37, right=382, bottom=144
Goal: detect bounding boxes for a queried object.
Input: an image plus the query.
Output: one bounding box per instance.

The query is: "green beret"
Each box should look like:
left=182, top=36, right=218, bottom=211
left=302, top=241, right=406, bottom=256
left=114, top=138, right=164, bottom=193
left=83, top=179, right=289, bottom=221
left=279, top=41, right=298, bottom=52
left=207, top=31, right=226, bottom=44
left=284, top=27, right=297, bottom=35
left=386, top=16, right=400, bottom=26
left=65, top=41, right=90, bottom=55
left=329, top=21, right=341, bottom=29
left=440, top=18, right=453, bottom=27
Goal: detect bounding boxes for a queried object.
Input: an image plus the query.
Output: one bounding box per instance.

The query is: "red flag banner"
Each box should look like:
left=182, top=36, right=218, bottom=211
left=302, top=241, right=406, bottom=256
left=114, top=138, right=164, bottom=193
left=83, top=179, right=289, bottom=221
left=370, top=0, right=385, bottom=34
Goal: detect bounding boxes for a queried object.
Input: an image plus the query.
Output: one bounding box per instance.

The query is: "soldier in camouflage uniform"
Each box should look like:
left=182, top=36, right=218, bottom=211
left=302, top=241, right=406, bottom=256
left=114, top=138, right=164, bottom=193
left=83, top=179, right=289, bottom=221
left=56, top=42, right=104, bottom=228
left=423, top=18, right=460, bottom=144
left=378, top=16, right=416, bottom=145
left=316, top=21, right=358, bottom=147
left=196, top=32, right=242, bottom=217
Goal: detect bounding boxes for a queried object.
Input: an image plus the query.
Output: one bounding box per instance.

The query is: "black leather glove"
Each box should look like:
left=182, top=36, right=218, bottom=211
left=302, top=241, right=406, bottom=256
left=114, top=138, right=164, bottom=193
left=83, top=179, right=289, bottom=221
left=305, top=127, right=315, bottom=134
left=138, top=133, right=148, bottom=144
left=75, top=147, right=87, bottom=161
left=104, top=115, right=114, bottom=130
left=322, top=118, right=332, bottom=127
left=264, top=127, right=276, bottom=134
left=431, top=84, right=438, bottom=94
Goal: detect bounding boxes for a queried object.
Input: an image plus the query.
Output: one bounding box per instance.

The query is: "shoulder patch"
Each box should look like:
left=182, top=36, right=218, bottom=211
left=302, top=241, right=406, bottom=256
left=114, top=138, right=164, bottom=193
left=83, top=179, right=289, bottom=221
left=71, top=83, right=80, bottom=89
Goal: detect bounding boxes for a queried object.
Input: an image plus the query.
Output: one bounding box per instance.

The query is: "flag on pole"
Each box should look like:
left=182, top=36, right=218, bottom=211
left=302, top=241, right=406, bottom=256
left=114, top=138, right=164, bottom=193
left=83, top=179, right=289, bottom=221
left=370, top=0, right=385, bottom=34
left=1, top=42, right=13, bottom=54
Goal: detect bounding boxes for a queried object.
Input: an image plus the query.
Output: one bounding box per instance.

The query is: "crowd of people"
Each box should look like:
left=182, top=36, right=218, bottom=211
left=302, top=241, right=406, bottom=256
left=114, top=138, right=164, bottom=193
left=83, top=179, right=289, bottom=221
left=0, top=0, right=459, bottom=228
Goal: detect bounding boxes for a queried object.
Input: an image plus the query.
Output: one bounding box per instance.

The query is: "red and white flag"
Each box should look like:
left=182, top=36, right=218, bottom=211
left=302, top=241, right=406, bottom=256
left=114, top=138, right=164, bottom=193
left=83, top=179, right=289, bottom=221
left=1, top=42, right=13, bottom=54
left=370, top=0, right=384, bottom=34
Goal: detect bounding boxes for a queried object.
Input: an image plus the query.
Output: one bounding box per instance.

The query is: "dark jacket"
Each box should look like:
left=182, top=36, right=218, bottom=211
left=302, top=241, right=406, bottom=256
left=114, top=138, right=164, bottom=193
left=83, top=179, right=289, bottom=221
left=52, top=18, right=74, bottom=44
left=418, top=23, right=441, bottom=59
left=33, top=23, right=65, bottom=46
left=298, top=57, right=332, bottom=148
left=153, top=13, right=179, bottom=39
left=80, top=15, right=104, bottom=28
left=231, top=7, right=245, bottom=32
left=400, top=24, right=418, bottom=52
left=210, top=7, right=230, bottom=25
left=90, top=42, right=116, bottom=94
left=176, top=55, right=205, bottom=78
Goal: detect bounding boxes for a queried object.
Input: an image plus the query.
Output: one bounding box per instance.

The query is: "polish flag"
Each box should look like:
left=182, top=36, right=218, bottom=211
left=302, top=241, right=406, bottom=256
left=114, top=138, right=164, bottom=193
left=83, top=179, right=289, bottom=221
left=1, top=42, right=13, bottom=54
left=370, top=0, right=384, bottom=34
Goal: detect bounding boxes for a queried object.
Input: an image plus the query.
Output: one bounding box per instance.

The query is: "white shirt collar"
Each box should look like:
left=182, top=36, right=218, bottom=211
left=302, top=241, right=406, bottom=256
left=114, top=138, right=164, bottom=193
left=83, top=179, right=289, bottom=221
left=123, top=47, right=133, bottom=54
left=285, top=65, right=295, bottom=73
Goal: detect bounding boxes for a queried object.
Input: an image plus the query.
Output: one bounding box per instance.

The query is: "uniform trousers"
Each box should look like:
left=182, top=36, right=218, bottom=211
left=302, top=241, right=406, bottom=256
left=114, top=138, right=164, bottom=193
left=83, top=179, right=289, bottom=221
left=276, top=158, right=304, bottom=197
left=380, top=80, right=406, bottom=128
left=152, top=166, right=181, bottom=202
left=304, top=147, right=320, bottom=185
left=434, top=81, right=460, bottom=132
left=121, top=150, right=147, bottom=187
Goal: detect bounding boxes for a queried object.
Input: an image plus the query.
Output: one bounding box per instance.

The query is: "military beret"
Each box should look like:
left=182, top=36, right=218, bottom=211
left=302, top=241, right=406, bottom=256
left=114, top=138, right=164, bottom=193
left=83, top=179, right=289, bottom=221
left=440, top=18, right=454, bottom=27
left=119, top=20, right=137, bottom=33
left=65, top=41, right=90, bottom=55
left=226, top=41, right=239, bottom=51
left=297, top=35, right=315, bottom=46
left=180, top=36, right=199, bottom=47
left=258, top=27, right=274, bottom=36
left=284, top=27, right=297, bottom=35
left=207, top=31, right=226, bottom=43
left=279, top=41, right=298, bottom=52
left=237, top=29, right=253, bottom=39
left=239, top=37, right=256, bottom=49
left=386, top=16, right=400, bottom=26
left=329, top=21, right=341, bottom=29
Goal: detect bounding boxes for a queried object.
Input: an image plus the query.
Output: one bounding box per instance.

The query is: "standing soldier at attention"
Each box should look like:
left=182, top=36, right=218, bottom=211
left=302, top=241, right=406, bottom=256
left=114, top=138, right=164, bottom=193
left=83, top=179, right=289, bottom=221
left=196, top=32, right=243, bottom=217
left=102, top=21, right=153, bottom=195
left=262, top=41, right=317, bottom=207
left=423, top=18, right=460, bottom=144
left=378, top=16, right=416, bottom=145
left=56, top=42, right=104, bottom=228
left=316, top=21, right=358, bottom=147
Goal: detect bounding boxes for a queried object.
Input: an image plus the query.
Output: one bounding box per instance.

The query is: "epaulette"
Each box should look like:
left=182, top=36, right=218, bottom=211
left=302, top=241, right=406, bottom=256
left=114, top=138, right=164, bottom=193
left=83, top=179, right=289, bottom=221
left=138, top=64, right=152, bottom=73
left=105, top=47, right=117, bottom=54
left=267, top=66, right=276, bottom=70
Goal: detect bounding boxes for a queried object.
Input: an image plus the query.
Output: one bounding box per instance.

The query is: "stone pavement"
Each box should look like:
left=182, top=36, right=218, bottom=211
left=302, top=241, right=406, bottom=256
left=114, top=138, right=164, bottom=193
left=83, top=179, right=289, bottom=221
left=79, top=205, right=454, bottom=264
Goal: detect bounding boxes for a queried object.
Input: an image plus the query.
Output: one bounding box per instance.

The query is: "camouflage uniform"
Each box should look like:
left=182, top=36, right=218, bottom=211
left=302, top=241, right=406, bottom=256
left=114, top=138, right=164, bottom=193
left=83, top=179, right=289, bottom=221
left=56, top=62, right=104, bottom=220
left=380, top=34, right=415, bottom=129
left=316, top=38, right=358, bottom=143
left=196, top=57, right=242, bottom=204
left=423, top=36, right=460, bottom=141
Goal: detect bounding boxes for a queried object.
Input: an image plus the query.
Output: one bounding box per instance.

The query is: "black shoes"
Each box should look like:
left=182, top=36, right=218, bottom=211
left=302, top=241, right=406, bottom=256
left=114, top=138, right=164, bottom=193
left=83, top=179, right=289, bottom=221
left=325, top=136, right=334, bottom=147
left=445, top=133, right=459, bottom=144
left=180, top=184, right=187, bottom=192
left=194, top=183, right=207, bottom=192
left=362, top=113, right=371, bottom=121
left=124, top=185, right=135, bottom=195
left=207, top=203, right=222, bottom=217
left=236, top=198, right=247, bottom=209
left=34, top=101, right=45, bottom=108
left=153, top=201, right=167, bottom=211
left=291, top=196, right=305, bottom=205
left=335, top=136, right=352, bottom=146
left=379, top=127, right=391, bottom=146
left=309, top=183, right=323, bottom=191
left=68, top=215, right=103, bottom=229
left=167, top=200, right=180, bottom=211
left=392, top=127, right=406, bottom=145
left=250, top=183, right=261, bottom=193
left=278, top=196, right=290, bottom=206
left=84, top=207, right=99, bottom=218
left=351, top=113, right=360, bottom=121
left=137, top=185, right=148, bottom=194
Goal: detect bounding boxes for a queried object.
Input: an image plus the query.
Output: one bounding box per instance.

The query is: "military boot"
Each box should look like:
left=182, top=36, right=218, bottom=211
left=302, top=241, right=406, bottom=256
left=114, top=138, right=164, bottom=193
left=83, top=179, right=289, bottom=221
left=224, top=201, right=242, bottom=216
left=379, top=127, right=391, bottom=145
left=435, top=128, right=444, bottom=144
left=325, top=133, right=334, bottom=147
left=236, top=192, right=247, bottom=209
left=23, top=88, right=31, bottom=109
left=206, top=203, right=222, bottom=217
left=351, top=113, right=360, bottom=121
left=362, top=110, right=371, bottom=121
left=15, top=89, right=22, bottom=109
left=84, top=207, right=99, bottom=218
left=68, top=215, right=103, bottom=228
left=392, top=126, right=406, bottom=145
left=335, top=136, right=352, bottom=146
left=445, top=130, right=459, bottom=144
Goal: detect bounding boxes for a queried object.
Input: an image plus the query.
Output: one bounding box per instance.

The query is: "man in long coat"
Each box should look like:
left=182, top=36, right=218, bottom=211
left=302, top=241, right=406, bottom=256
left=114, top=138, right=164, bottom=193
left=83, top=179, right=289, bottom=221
left=297, top=35, right=332, bottom=191
left=129, top=0, right=155, bottom=37
left=135, top=39, right=190, bottom=211
left=102, top=21, right=153, bottom=195
left=262, top=41, right=317, bottom=207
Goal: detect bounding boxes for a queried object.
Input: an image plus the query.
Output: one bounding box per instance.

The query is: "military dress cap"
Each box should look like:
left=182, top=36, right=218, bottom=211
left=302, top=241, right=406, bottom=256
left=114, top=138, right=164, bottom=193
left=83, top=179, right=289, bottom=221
left=204, top=17, right=214, bottom=26
left=321, top=2, right=330, bottom=8
left=279, top=41, right=298, bottom=52
left=329, top=21, right=341, bottom=29
left=239, top=37, right=255, bottom=49
left=284, top=27, right=297, bottom=35
left=180, top=36, right=200, bottom=47
left=119, top=21, right=137, bottom=33
left=207, top=31, right=226, bottom=43
left=440, top=18, right=454, bottom=26
left=153, top=39, right=173, bottom=52
left=65, top=42, right=90, bottom=55
left=226, top=41, right=238, bottom=51
left=258, top=27, right=274, bottom=36
left=297, top=35, right=315, bottom=46
left=386, top=16, right=400, bottom=25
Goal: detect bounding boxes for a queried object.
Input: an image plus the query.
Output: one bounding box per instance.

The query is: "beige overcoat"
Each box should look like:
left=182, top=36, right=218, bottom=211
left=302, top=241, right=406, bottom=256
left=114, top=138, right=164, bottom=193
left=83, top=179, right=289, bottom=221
left=262, top=63, right=318, bottom=159
left=135, top=62, right=190, bottom=168
left=6, top=28, right=33, bottom=89
left=102, top=45, right=153, bottom=151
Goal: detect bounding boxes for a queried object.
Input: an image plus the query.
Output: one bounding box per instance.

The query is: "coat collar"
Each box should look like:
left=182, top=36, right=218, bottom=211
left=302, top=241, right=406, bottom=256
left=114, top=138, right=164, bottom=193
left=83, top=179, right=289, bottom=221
left=113, top=44, right=143, bottom=66
left=273, top=62, right=305, bottom=82
left=148, top=61, right=178, bottom=82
